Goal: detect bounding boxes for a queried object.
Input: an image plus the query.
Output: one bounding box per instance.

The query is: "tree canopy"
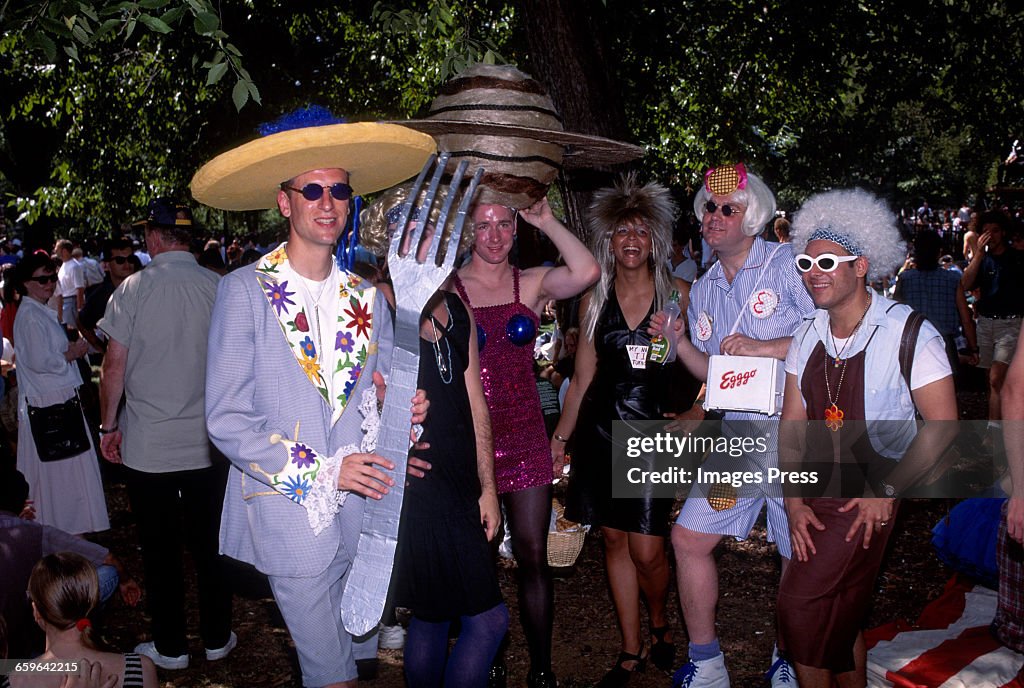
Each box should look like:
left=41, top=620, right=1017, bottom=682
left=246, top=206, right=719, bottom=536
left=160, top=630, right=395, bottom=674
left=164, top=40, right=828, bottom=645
left=1, top=0, right=1021, bottom=240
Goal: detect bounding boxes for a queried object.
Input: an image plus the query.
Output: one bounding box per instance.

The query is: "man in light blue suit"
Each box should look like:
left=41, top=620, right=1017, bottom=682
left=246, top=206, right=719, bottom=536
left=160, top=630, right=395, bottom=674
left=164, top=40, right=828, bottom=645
left=192, top=110, right=437, bottom=688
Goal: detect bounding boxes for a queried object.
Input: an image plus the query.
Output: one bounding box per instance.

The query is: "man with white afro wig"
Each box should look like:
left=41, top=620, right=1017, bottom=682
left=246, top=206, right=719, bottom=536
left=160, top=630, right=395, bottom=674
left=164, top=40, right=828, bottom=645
left=789, top=188, right=907, bottom=281
left=777, top=188, right=957, bottom=688
left=662, top=163, right=815, bottom=688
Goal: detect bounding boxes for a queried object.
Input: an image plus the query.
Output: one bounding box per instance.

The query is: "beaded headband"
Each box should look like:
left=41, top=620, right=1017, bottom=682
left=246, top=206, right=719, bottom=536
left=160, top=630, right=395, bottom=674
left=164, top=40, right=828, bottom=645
left=808, top=227, right=863, bottom=256
left=704, top=163, right=748, bottom=195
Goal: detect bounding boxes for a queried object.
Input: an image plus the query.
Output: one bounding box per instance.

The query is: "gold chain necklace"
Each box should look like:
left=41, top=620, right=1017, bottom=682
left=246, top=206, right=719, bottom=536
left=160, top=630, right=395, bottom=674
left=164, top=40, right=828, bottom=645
left=823, top=293, right=872, bottom=431
left=828, top=294, right=872, bottom=367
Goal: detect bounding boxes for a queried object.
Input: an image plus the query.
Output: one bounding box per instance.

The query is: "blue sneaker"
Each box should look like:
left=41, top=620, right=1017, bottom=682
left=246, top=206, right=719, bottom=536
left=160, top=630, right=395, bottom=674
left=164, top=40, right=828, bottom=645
left=671, top=653, right=729, bottom=688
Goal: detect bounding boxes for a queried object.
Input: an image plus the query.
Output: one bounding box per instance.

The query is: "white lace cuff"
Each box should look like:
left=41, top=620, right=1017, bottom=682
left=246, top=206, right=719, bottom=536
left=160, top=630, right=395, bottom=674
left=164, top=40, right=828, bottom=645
left=303, top=388, right=382, bottom=535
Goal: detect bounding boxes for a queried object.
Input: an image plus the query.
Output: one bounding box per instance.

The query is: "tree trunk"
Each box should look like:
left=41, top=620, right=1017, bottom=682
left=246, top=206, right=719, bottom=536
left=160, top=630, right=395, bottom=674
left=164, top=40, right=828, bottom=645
left=518, top=0, right=636, bottom=242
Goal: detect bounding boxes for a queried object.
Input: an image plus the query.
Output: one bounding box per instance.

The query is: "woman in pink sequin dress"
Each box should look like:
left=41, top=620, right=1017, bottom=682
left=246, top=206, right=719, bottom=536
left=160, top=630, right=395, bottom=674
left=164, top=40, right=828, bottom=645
left=452, top=199, right=599, bottom=687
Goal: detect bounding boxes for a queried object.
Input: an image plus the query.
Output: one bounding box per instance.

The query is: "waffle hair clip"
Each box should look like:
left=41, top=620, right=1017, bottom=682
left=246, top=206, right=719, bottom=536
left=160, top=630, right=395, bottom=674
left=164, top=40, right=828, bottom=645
left=704, top=163, right=748, bottom=196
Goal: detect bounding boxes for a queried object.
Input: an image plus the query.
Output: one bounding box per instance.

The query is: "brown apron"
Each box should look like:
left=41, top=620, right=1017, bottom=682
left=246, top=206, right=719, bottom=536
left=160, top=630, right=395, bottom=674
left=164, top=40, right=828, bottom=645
left=777, top=339, right=899, bottom=673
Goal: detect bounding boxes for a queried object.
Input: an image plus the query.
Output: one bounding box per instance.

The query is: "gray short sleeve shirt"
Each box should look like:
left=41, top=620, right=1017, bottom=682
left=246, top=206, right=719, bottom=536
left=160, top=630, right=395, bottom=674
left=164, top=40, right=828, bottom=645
left=98, top=251, right=221, bottom=473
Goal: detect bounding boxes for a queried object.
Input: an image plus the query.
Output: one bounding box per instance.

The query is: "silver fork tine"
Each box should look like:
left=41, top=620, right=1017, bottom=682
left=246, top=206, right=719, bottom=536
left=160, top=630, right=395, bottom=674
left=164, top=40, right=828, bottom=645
left=389, top=154, right=436, bottom=260
left=406, top=153, right=449, bottom=259
left=428, top=159, right=469, bottom=264
left=443, top=166, right=484, bottom=271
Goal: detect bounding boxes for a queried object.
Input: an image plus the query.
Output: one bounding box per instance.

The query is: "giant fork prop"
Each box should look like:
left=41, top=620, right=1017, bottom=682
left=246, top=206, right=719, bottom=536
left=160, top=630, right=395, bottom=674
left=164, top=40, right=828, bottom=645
left=341, top=154, right=483, bottom=635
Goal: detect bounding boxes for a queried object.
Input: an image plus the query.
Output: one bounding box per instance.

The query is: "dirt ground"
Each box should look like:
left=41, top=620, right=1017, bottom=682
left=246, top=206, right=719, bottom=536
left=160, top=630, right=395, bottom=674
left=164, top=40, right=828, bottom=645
left=84, top=387, right=991, bottom=688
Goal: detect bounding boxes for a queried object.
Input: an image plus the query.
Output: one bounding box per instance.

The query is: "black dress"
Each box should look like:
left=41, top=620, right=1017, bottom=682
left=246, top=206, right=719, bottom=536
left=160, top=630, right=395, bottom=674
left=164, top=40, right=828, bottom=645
left=392, top=292, right=503, bottom=622
left=565, top=289, right=700, bottom=536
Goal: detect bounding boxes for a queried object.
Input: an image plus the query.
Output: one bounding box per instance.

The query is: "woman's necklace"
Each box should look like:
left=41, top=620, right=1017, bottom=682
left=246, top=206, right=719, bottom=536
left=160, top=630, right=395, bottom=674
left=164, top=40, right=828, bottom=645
left=823, top=293, right=872, bottom=431
left=429, top=299, right=454, bottom=385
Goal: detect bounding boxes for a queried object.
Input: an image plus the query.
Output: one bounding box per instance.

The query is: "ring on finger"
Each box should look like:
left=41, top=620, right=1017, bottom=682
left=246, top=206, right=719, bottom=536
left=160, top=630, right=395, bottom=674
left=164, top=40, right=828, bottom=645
left=879, top=521, right=888, bottom=527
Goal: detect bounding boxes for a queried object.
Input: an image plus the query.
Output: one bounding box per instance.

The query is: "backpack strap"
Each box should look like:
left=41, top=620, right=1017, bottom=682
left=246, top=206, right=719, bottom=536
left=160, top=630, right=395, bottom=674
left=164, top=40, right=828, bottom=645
left=899, top=310, right=927, bottom=393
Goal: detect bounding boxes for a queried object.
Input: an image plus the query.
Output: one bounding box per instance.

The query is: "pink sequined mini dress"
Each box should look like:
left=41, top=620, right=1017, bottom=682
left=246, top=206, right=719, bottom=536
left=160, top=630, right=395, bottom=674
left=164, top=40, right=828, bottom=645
left=453, top=269, right=551, bottom=494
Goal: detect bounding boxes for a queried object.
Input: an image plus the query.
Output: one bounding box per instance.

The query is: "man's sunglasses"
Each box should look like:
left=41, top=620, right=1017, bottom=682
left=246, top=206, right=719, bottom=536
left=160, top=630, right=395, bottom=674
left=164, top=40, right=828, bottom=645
left=704, top=200, right=744, bottom=217
left=281, top=182, right=354, bottom=202
left=795, top=253, right=859, bottom=273
left=108, top=256, right=132, bottom=264
left=27, top=274, right=58, bottom=284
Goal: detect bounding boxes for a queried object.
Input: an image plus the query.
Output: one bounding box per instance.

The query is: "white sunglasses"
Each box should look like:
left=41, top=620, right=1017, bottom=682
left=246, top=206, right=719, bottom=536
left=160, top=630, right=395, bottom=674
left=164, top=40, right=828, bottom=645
left=794, top=253, right=859, bottom=273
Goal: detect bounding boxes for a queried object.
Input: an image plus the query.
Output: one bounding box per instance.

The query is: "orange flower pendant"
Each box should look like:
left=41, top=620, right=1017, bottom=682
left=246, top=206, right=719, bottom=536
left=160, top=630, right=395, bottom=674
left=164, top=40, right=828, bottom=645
left=825, top=403, right=844, bottom=431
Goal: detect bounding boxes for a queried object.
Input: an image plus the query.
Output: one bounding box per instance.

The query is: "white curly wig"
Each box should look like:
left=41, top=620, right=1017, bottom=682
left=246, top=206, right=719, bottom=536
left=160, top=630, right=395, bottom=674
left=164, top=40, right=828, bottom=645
left=790, top=188, right=906, bottom=282
left=583, top=173, right=677, bottom=341
left=692, top=166, right=776, bottom=237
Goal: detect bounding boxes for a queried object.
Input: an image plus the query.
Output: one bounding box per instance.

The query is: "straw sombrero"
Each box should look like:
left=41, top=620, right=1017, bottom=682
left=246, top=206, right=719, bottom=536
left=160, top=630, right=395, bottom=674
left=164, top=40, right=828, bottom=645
left=398, top=64, right=644, bottom=209
left=191, top=114, right=436, bottom=211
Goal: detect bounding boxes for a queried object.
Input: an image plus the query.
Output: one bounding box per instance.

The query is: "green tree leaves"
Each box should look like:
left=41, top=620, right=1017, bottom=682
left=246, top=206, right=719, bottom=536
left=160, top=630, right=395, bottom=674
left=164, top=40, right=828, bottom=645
left=2, top=0, right=256, bottom=111
left=2, top=0, right=1021, bottom=240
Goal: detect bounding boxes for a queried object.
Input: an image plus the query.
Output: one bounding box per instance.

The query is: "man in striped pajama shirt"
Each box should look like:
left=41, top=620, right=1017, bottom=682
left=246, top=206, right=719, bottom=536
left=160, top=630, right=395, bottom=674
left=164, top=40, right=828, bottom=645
left=664, top=164, right=814, bottom=688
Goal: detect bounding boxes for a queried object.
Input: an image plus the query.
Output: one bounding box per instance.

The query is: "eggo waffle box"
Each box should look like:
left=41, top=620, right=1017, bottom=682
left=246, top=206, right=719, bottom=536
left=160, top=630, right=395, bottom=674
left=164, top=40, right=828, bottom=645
left=703, top=355, right=786, bottom=416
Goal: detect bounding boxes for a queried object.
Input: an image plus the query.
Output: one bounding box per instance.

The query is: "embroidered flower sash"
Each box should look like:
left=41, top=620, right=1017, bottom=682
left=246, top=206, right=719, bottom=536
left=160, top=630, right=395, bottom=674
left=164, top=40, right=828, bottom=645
left=255, top=243, right=375, bottom=417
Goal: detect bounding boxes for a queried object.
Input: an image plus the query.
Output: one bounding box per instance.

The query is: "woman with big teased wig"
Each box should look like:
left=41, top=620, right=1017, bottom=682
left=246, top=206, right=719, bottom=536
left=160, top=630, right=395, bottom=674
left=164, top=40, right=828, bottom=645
left=552, top=174, right=701, bottom=687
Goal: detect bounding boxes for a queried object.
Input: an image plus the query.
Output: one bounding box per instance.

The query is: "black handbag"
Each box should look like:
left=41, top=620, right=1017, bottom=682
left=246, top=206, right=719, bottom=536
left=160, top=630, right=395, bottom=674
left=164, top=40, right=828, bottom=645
left=27, top=391, right=91, bottom=462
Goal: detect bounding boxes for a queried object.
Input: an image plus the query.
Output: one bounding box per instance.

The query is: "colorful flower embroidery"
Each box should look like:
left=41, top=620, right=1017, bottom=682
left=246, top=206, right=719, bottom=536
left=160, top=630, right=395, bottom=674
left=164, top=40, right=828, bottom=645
left=280, top=474, right=312, bottom=504
left=342, top=361, right=363, bottom=398
left=299, top=353, right=322, bottom=384
left=267, top=246, right=287, bottom=267
left=344, top=299, right=372, bottom=339
left=300, top=336, right=316, bottom=359
left=265, top=280, right=296, bottom=316
left=336, top=331, right=354, bottom=353
left=290, top=443, right=317, bottom=469
left=348, top=362, right=363, bottom=382
left=257, top=243, right=374, bottom=416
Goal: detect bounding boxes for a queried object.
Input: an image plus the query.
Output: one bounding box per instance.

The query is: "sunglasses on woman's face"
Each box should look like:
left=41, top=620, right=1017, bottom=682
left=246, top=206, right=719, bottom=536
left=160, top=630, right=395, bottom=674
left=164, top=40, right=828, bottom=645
left=704, top=200, right=744, bottom=217
left=794, top=253, right=859, bottom=273
left=281, top=182, right=354, bottom=202
left=27, top=274, right=58, bottom=284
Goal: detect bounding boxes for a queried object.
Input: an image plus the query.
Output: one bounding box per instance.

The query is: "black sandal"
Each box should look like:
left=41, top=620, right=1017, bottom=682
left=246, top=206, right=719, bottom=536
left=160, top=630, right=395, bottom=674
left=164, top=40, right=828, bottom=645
left=650, top=625, right=676, bottom=672
left=595, top=647, right=647, bottom=688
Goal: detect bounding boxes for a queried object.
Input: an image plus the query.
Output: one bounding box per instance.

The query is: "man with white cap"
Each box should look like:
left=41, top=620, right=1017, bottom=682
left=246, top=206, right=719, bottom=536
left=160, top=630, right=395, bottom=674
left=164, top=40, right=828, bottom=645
left=192, top=108, right=435, bottom=688
left=778, top=188, right=956, bottom=688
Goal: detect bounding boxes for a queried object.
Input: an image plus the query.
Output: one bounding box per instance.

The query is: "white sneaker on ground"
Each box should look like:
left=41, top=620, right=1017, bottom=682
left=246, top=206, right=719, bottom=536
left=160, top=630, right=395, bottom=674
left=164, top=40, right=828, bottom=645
left=134, top=641, right=189, bottom=670
left=765, top=645, right=798, bottom=686
left=671, top=653, right=730, bottom=688
left=378, top=624, right=406, bottom=650
left=205, top=631, right=238, bottom=661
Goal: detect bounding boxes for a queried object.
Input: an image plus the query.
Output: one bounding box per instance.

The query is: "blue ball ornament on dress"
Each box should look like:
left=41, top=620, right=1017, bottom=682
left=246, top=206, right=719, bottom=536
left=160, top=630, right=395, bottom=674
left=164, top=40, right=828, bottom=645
left=476, top=324, right=487, bottom=352
left=505, top=314, right=536, bottom=346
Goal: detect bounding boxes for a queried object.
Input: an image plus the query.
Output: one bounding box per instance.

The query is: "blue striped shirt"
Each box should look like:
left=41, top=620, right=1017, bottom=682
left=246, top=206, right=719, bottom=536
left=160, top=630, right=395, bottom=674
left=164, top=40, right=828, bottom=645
left=687, top=237, right=815, bottom=423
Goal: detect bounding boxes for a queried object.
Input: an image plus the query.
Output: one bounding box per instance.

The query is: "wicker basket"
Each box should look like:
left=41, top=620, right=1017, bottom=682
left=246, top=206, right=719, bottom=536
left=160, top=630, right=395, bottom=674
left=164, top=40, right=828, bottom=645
left=547, top=499, right=588, bottom=568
